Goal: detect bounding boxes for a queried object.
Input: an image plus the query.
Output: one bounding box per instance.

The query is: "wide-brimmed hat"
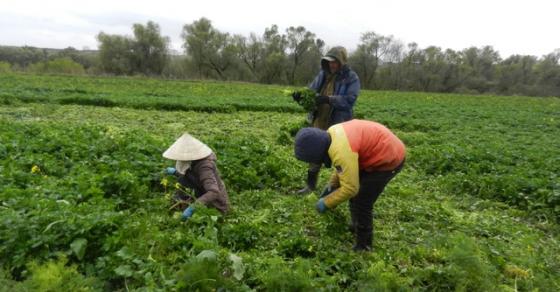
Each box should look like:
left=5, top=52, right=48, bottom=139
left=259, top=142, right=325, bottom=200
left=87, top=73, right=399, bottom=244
left=163, top=133, right=212, bottom=161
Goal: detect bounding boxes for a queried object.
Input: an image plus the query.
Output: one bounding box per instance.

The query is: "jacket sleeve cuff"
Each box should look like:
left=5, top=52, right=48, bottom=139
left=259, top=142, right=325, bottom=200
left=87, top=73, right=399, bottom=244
left=323, top=191, right=341, bottom=208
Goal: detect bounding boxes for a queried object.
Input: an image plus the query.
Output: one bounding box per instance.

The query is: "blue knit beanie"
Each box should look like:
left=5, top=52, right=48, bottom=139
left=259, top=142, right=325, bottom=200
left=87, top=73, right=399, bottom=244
left=294, top=128, right=331, bottom=164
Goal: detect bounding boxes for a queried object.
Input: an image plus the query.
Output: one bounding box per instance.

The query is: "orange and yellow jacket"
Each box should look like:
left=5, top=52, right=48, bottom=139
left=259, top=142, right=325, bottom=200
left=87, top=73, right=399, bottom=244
left=323, top=119, right=406, bottom=208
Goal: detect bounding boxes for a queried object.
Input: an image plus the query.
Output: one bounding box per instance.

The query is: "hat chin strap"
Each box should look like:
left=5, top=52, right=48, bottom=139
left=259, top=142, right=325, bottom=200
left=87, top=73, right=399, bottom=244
left=176, top=161, right=192, bottom=175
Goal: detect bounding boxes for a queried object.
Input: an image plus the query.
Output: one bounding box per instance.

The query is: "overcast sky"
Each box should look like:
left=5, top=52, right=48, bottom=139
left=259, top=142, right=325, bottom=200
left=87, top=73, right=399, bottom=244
left=1, top=0, right=558, bottom=58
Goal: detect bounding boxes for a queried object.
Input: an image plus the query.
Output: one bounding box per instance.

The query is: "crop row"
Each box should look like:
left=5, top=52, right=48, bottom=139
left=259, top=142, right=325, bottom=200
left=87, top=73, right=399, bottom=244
left=1, top=105, right=559, bottom=290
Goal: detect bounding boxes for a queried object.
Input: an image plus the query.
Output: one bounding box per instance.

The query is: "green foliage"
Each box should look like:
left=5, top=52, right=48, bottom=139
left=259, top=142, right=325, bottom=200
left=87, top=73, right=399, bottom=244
left=209, top=134, right=297, bottom=191
left=96, top=32, right=135, bottom=75
left=0, top=61, right=11, bottom=73
left=0, top=75, right=559, bottom=290
left=181, top=17, right=238, bottom=80
left=285, top=26, right=322, bottom=85
left=289, top=87, right=317, bottom=112
left=443, top=233, right=495, bottom=291
left=412, top=233, right=497, bottom=291
left=2, top=24, right=560, bottom=96
left=276, top=118, right=308, bottom=145
left=175, top=250, right=241, bottom=291
left=0, top=45, right=48, bottom=68
left=0, top=256, right=100, bottom=291
left=97, top=21, right=170, bottom=76
left=254, top=258, right=314, bottom=291
left=24, top=257, right=100, bottom=291
left=0, top=73, right=300, bottom=113
left=130, top=21, right=170, bottom=75
left=27, top=57, right=85, bottom=75
left=354, top=260, right=410, bottom=291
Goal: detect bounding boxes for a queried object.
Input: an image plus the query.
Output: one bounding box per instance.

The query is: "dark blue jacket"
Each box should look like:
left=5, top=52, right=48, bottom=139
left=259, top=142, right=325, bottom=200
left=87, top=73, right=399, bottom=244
left=308, top=65, right=360, bottom=125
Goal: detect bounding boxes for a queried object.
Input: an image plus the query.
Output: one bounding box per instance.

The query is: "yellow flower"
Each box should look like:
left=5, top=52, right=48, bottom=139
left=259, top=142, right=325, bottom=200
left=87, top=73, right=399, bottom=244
left=504, top=264, right=530, bottom=279
left=160, top=178, right=169, bottom=187
left=31, top=165, right=41, bottom=174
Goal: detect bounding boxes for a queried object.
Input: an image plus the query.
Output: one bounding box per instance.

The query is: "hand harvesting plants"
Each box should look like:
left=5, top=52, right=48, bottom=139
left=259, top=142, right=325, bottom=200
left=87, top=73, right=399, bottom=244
left=162, top=133, right=230, bottom=221
left=289, top=46, right=362, bottom=197
left=1, top=74, right=559, bottom=291
left=290, top=87, right=318, bottom=112
left=294, top=120, right=406, bottom=251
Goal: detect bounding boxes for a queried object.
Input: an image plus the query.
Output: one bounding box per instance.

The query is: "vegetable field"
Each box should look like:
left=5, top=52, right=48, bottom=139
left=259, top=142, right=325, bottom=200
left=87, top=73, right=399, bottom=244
left=1, top=73, right=559, bottom=291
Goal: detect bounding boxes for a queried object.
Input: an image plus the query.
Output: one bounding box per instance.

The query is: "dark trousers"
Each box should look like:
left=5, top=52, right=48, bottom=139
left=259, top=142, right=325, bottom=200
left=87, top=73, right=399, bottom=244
left=349, top=160, right=405, bottom=249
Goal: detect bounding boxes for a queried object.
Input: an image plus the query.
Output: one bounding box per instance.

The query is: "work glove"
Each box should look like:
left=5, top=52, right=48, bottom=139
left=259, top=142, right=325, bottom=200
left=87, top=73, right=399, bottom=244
left=320, top=185, right=335, bottom=198
left=292, top=91, right=302, bottom=102
left=316, top=198, right=327, bottom=213
left=166, top=167, right=177, bottom=175
left=315, top=95, right=330, bottom=105
left=181, top=206, right=195, bottom=221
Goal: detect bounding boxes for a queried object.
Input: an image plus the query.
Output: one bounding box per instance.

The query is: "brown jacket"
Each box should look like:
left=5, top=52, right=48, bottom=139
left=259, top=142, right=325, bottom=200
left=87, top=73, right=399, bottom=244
left=176, top=153, right=229, bottom=213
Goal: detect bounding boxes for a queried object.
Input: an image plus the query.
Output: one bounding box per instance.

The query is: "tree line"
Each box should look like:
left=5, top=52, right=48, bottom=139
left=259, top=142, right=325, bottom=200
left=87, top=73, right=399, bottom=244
left=1, top=18, right=559, bottom=97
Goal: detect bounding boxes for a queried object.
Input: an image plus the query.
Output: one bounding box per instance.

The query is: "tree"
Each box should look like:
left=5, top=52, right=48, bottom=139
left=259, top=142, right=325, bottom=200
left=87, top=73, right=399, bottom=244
left=349, top=32, right=395, bottom=89
left=97, top=21, right=170, bottom=75
left=0, top=46, right=47, bottom=68
left=533, top=50, right=560, bottom=96
left=285, top=26, right=317, bottom=85
left=53, top=47, right=95, bottom=69
left=131, top=21, right=170, bottom=75
left=260, top=25, right=287, bottom=84
left=181, top=18, right=238, bottom=80
left=441, top=49, right=462, bottom=92
left=96, top=33, right=134, bottom=75
left=496, top=55, right=538, bottom=95
left=297, top=38, right=325, bottom=85
left=399, top=42, right=424, bottom=91
left=459, top=46, right=501, bottom=93
left=234, top=33, right=264, bottom=81
left=376, top=39, right=405, bottom=90
left=413, top=46, right=461, bottom=92
left=418, top=46, right=446, bottom=92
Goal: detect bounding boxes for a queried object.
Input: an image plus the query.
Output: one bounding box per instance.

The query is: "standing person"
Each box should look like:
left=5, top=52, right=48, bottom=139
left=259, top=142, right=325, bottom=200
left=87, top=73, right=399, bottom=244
left=294, top=119, right=405, bottom=251
left=292, top=46, right=360, bottom=194
left=163, top=133, right=229, bottom=221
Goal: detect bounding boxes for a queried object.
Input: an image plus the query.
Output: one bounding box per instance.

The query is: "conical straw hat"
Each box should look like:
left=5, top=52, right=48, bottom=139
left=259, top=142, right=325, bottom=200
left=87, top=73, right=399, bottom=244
left=163, top=133, right=212, bottom=161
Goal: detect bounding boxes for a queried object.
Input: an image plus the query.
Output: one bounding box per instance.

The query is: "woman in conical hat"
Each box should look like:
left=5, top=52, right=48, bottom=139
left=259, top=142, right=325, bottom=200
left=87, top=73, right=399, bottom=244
left=163, top=133, right=229, bottom=220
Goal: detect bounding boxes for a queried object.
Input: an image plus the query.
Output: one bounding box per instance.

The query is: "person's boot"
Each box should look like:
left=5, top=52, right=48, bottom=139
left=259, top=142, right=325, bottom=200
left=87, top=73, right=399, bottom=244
left=353, top=225, right=372, bottom=252
left=296, top=169, right=319, bottom=195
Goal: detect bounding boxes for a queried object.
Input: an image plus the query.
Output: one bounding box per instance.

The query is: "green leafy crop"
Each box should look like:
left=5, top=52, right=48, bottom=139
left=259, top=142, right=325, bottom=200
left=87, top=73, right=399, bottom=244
left=1, top=73, right=559, bottom=291
left=287, top=87, right=318, bottom=112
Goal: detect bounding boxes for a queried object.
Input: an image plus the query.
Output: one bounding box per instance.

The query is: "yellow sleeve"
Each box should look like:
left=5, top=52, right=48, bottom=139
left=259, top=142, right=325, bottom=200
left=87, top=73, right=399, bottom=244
left=329, top=171, right=340, bottom=189
left=323, top=127, right=359, bottom=208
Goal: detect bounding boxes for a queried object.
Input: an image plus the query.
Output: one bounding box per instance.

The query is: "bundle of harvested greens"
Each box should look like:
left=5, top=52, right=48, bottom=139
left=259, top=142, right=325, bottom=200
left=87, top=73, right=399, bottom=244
left=287, top=88, right=317, bottom=112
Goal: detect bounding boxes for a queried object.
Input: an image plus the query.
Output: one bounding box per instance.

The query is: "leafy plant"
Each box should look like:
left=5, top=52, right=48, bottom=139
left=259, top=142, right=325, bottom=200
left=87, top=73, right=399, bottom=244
left=1, top=73, right=559, bottom=290
left=287, top=87, right=317, bottom=112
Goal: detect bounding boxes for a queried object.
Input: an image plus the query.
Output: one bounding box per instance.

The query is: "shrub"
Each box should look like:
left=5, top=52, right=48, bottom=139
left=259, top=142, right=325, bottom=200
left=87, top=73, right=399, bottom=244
left=0, top=61, right=11, bottom=73
left=28, top=58, right=85, bottom=75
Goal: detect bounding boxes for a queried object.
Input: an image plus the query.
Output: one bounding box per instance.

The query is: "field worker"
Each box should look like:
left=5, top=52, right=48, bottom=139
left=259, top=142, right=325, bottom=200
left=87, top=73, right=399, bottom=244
left=294, top=120, right=405, bottom=251
left=163, top=133, right=229, bottom=221
left=292, top=46, right=360, bottom=195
